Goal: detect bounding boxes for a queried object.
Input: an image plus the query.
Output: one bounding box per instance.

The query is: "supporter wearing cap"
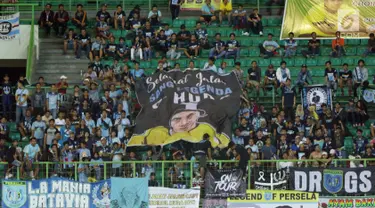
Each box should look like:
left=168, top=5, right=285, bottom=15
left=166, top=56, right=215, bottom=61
left=56, top=75, right=69, bottom=94
left=96, top=3, right=111, bottom=24
left=295, top=64, right=313, bottom=93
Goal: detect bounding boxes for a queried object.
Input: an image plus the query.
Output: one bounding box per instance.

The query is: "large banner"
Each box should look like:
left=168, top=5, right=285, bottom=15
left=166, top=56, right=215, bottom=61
left=128, top=70, right=241, bottom=148
left=227, top=190, right=319, bottom=208
left=0, top=12, right=20, bottom=40
left=205, top=168, right=246, bottom=199
left=254, top=168, right=288, bottom=190
left=2, top=178, right=110, bottom=208
left=290, top=167, right=375, bottom=195
left=110, top=177, right=149, bottom=208
left=301, top=85, right=332, bottom=114
left=181, top=0, right=232, bottom=11
left=281, top=0, right=375, bottom=39
left=149, top=187, right=200, bottom=208
left=319, top=196, right=375, bottom=208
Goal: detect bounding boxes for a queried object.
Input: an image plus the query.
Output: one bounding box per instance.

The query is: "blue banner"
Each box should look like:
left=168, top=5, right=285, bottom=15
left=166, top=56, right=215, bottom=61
left=110, top=177, right=149, bottom=208
left=0, top=12, right=20, bottom=40
left=301, top=85, right=332, bottom=114
left=2, top=178, right=110, bottom=208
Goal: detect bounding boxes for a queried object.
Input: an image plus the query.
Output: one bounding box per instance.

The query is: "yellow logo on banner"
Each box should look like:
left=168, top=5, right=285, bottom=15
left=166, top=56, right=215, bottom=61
left=181, top=0, right=232, bottom=11
left=281, top=0, right=375, bottom=39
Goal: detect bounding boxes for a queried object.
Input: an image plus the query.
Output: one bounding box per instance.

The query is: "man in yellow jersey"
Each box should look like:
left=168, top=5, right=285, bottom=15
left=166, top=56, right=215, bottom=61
left=219, top=0, right=232, bottom=27
left=296, top=0, right=374, bottom=37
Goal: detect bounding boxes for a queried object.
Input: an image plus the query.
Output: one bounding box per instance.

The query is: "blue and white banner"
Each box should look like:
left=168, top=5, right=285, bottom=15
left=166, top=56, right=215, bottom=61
left=301, top=85, right=332, bottom=114
left=0, top=12, right=20, bottom=40
left=2, top=178, right=110, bottom=208
left=110, top=177, right=149, bottom=208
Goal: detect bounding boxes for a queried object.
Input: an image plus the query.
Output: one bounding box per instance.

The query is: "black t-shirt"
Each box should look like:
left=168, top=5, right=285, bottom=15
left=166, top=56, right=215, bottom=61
left=114, top=11, right=126, bottom=20
left=157, top=34, right=168, bottom=45
left=339, top=69, right=352, bottom=79
left=324, top=68, right=337, bottom=81
left=64, top=33, right=77, bottom=41
left=308, top=39, right=320, bottom=49
left=226, top=40, right=240, bottom=51
left=96, top=10, right=111, bottom=22
left=166, top=39, right=178, bottom=49
left=249, top=13, right=262, bottom=21
left=6, top=146, right=16, bottom=163
left=192, top=139, right=211, bottom=153
left=106, top=43, right=117, bottom=53
left=282, top=86, right=296, bottom=107
left=177, top=30, right=191, bottom=40
left=285, top=127, right=298, bottom=143
left=265, top=70, right=276, bottom=80
left=142, top=28, right=155, bottom=38
left=194, top=28, right=207, bottom=40
left=277, top=140, right=288, bottom=157
left=212, top=40, right=225, bottom=50
left=77, top=34, right=91, bottom=43
left=1, top=81, right=12, bottom=95
left=235, top=145, right=250, bottom=165
left=247, top=67, right=260, bottom=81
left=187, top=41, right=199, bottom=50
left=117, top=43, right=129, bottom=54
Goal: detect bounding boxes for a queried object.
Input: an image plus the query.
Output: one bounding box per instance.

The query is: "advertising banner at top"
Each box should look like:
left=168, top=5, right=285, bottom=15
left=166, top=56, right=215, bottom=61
left=281, top=0, right=375, bottom=39
left=0, top=12, right=20, bottom=40
left=181, top=0, right=232, bottom=11
left=128, top=70, right=241, bottom=148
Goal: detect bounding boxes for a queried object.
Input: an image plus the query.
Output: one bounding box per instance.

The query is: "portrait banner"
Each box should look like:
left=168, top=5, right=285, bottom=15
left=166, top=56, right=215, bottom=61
left=281, top=0, right=375, bottom=39
left=319, top=196, right=375, bottom=208
left=110, top=177, right=149, bottom=208
left=128, top=70, right=241, bottom=148
left=301, top=85, right=332, bottom=114
left=0, top=12, right=20, bottom=40
left=362, top=89, right=375, bottom=103
left=204, top=168, right=246, bottom=199
left=2, top=178, right=111, bottom=208
left=290, top=167, right=375, bottom=195
left=149, top=187, right=200, bottom=208
left=181, top=0, right=232, bottom=11
left=227, top=190, right=319, bottom=208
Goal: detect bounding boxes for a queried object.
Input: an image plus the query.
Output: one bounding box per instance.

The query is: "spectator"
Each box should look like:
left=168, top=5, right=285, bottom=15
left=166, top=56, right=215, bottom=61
left=346, top=99, right=358, bottom=127
left=149, top=172, right=159, bottom=186
left=63, top=28, right=77, bottom=55
left=155, top=31, right=167, bottom=56
left=209, top=33, right=226, bottom=59
left=247, top=8, right=263, bottom=36
left=72, top=4, right=87, bottom=29
left=15, top=81, right=29, bottom=124
left=284, top=32, right=297, bottom=58
left=127, top=5, right=141, bottom=22
left=130, top=62, right=145, bottom=80
left=232, top=4, right=247, bottom=31
left=276, top=61, right=291, bottom=87
left=331, top=31, right=345, bottom=57
left=114, top=5, right=126, bottom=30
left=192, top=133, right=212, bottom=182
left=111, top=142, right=124, bottom=176
left=354, top=129, right=368, bottom=155
left=130, top=36, right=144, bottom=61
left=219, top=0, right=232, bottom=27
left=225, top=33, right=240, bottom=59
left=295, top=64, right=313, bottom=93
left=38, top=3, right=54, bottom=36
left=324, top=61, right=337, bottom=92
left=259, top=33, right=280, bottom=58
left=184, top=34, right=200, bottom=59
left=363, top=33, right=375, bottom=57
left=338, top=63, right=352, bottom=96
left=104, top=36, right=117, bottom=58
left=177, top=24, right=191, bottom=48
left=89, top=35, right=103, bottom=62
left=148, top=5, right=162, bottom=26
left=163, top=24, right=174, bottom=39
left=76, top=28, right=91, bottom=59
left=266, top=0, right=284, bottom=15
left=23, top=138, right=40, bottom=180
left=227, top=141, right=249, bottom=174
left=31, top=114, right=46, bottom=148
left=57, top=75, right=69, bottom=94
left=261, top=137, right=277, bottom=161
left=264, top=64, right=277, bottom=91
left=355, top=100, right=369, bottom=126
left=200, top=0, right=216, bottom=25
left=169, top=0, right=182, bottom=20
left=96, top=4, right=111, bottom=24
left=97, top=110, right=113, bottom=138
left=116, top=37, right=130, bottom=62
left=246, top=61, right=261, bottom=95
left=78, top=157, right=90, bottom=182
left=202, top=57, right=217, bottom=72
left=217, top=61, right=227, bottom=74
left=194, top=22, right=209, bottom=49
left=233, top=62, right=244, bottom=85
left=302, top=32, right=320, bottom=58
left=18, top=109, right=33, bottom=141
left=166, top=33, right=181, bottom=60
left=282, top=79, right=296, bottom=121
left=353, top=59, right=368, bottom=97
left=44, top=119, right=59, bottom=150
left=2, top=74, right=13, bottom=120
left=5, top=140, right=22, bottom=179
left=53, top=4, right=69, bottom=37
left=185, top=60, right=199, bottom=71
left=96, top=15, right=112, bottom=39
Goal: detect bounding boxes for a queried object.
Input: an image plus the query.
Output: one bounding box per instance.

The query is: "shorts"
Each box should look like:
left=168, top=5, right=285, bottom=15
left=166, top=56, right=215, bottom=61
left=195, top=154, right=207, bottom=168
left=202, top=15, right=213, bottom=22
left=248, top=80, right=260, bottom=87
left=92, top=50, right=100, bottom=57
left=67, top=40, right=74, bottom=49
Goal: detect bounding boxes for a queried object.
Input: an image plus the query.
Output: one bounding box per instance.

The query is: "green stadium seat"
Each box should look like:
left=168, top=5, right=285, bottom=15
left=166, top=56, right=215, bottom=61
left=9, top=132, right=20, bottom=141
left=258, top=59, right=270, bottom=67
left=317, top=56, right=329, bottom=66
left=224, top=59, right=234, bottom=67
left=176, top=59, right=187, bottom=67
left=241, top=39, right=252, bottom=47
left=271, top=58, right=282, bottom=66
left=322, top=39, right=332, bottom=46
left=240, top=49, right=249, bottom=56
left=299, top=40, right=309, bottom=46
left=356, top=47, right=366, bottom=55
left=331, top=58, right=341, bottom=66
left=201, top=50, right=210, bottom=57
left=274, top=28, right=281, bottom=36
left=286, top=58, right=295, bottom=66
left=342, top=57, right=354, bottom=66
left=361, top=39, right=369, bottom=46
left=345, top=47, right=356, bottom=56
left=144, top=69, right=153, bottom=76
left=140, top=61, right=151, bottom=68
left=294, top=57, right=306, bottom=66
left=305, top=59, right=317, bottom=66
left=365, top=57, right=375, bottom=66
left=311, top=68, right=325, bottom=76
left=267, top=18, right=282, bottom=26
left=321, top=47, right=332, bottom=56
left=185, top=19, right=196, bottom=28
left=290, top=69, right=299, bottom=77
left=252, top=38, right=265, bottom=46
left=347, top=39, right=360, bottom=45
left=261, top=18, right=268, bottom=27
left=239, top=59, right=248, bottom=67
left=207, top=29, right=216, bottom=37
left=249, top=48, right=260, bottom=56
left=173, top=19, right=185, bottom=28
left=263, top=28, right=274, bottom=36
left=9, top=122, right=17, bottom=132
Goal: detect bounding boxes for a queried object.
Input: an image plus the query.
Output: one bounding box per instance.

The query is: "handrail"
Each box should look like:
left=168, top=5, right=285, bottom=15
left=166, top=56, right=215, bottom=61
left=26, top=4, right=37, bottom=81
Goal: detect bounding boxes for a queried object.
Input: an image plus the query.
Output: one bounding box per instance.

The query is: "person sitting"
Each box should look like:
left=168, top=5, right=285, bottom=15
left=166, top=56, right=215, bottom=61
left=247, top=8, right=263, bottom=36
left=295, top=64, right=313, bottom=93
left=184, top=34, right=200, bottom=59
left=199, top=0, right=216, bottom=25
left=63, top=28, right=77, bottom=55
left=114, top=5, right=126, bottom=30
left=331, top=31, right=345, bottom=57
left=324, top=61, right=338, bottom=92
left=53, top=4, right=69, bottom=37
left=76, top=28, right=91, bottom=59
left=177, top=24, right=191, bottom=48
left=246, top=61, right=262, bottom=95
left=225, top=33, right=240, bottom=59
left=339, top=63, right=352, bottom=96
left=38, top=3, right=54, bottom=36
left=130, top=36, right=144, bottom=61
left=353, top=59, right=368, bottom=97
left=96, top=15, right=112, bottom=39
left=166, top=33, right=181, bottom=60
left=302, top=32, right=320, bottom=58
left=363, top=33, right=375, bottom=57
left=89, top=35, right=103, bottom=62
left=116, top=37, right=130, bottom=62
left=219, top=0, right=232, bottom=27
left=202, top=57, right=217, bottom=72
left=194, top=22, right=209, bottom=49
left=259, top=33, right=280, bottom=59
left=276, top=61, right=291, bottom=87
left=209, top=33, right=226, bottom=59
left=232, top=4, right=247, bottom=31
left=72, top=4, right=87, bottom=29
left=284, top=32, right=297, bottom=58
left=264, top=64, right=277, bottom=92
left=105, top=36, right=117, bottom=58
left=96, top=3, right=111, bottom=24
left=148, top=4, right=162, bottom=26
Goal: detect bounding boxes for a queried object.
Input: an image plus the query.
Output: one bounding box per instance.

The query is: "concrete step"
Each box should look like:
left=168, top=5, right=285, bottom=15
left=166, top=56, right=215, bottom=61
left=37, top=57, right=90, bottom=64
left=39, top=38, right=64, bottom=44
left=35, top=63, right=88, bottom=71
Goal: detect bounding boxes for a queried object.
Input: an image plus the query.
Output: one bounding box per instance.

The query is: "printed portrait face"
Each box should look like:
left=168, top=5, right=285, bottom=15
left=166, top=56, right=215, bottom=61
left=170, top=110, right=200, bottom=133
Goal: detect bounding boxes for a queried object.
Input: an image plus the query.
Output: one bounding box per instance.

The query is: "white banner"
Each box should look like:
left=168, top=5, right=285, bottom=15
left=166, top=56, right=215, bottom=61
left=0, top=12, right=20, bottom=40
left=319, top=196, right=375, bottom=208
left=363, top=89, right=375, bottom=103
left=149, top=187, right=200, bottom=208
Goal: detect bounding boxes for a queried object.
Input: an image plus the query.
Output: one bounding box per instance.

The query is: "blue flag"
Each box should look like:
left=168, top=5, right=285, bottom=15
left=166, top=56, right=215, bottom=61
left=110, top=177, right=149, bottom=208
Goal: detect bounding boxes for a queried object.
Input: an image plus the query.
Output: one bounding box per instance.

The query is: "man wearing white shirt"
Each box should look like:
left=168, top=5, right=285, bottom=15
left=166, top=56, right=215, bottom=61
left=115, top=111, right=131, bottom=139
left=202, top=57, right=217, bottom=72
left=23, top=138, right=40, bottom=180
left=276, top=61, right=291, bottom=87
left=185, top=60, right=199, bottom=71
left=15, top=81, right=29, bottom=124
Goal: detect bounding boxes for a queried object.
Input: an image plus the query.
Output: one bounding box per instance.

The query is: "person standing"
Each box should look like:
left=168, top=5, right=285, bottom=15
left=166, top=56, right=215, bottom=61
left=15, top=81, right=29, bottom=124
left=169, top=0, right=182, bottom=20
left=1, top=74, right=12, bottom=120
left=31, top=83, right=46, bottom=117
left=282, top=79, right=296, bottom=121
left=46, top=84, right=60, bottom=119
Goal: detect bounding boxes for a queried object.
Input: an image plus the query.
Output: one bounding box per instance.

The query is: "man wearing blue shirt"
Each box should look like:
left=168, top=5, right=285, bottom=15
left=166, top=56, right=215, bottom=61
left=199, top=0, right=217, bottom=25
left=46, top=84, right=60, bottom=119
left=130, top=62, right=145, bottom=80
left=209, top=33, right=226, bottom=59
left=97, top=110, right=113, bottom=138
left=23, top=138, right=40, bottom=180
